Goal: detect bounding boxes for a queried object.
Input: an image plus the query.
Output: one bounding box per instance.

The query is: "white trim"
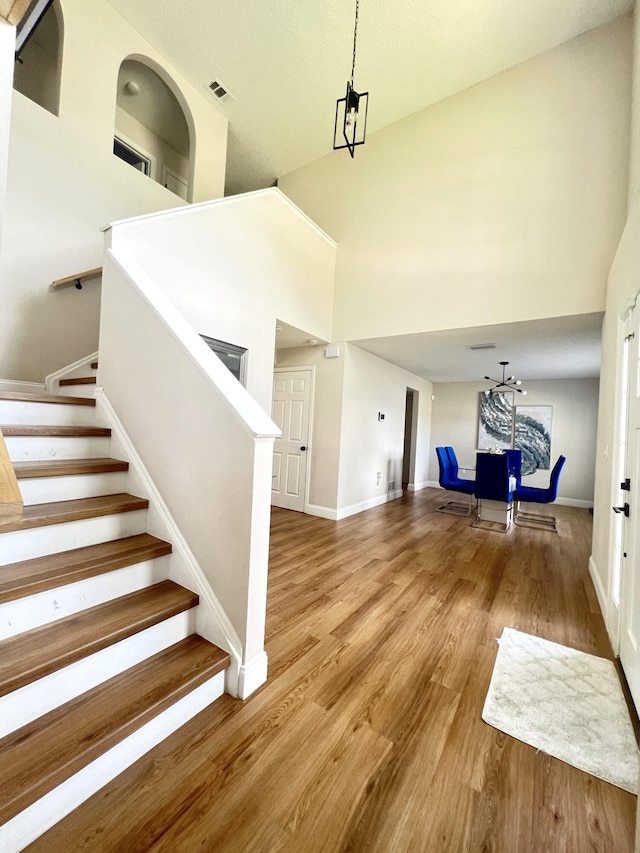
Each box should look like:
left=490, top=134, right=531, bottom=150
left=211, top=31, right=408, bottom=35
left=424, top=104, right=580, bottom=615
left=102, top=187, right=338, bottom=248
left=237, top=650, right=269, bottom=700
left=45, top=351, right=99, bottom=393
left=407, top=480, right=431, bottom=492
left=95, top=391, right=244, bottom=694
left=273, top=365, right=315, bottom=514
left=336, top=489, right=403, bottom=521
left=588, top=555, right=617, bottom=650
left=427, top=480, right=443, bottom=489
left=0, top=672, right=225, bottom=853
left=306, top=503, right=338, bottom=520
left=0, top=379, right=46, bottom=393
left=555, top=497, right=593, bottom=508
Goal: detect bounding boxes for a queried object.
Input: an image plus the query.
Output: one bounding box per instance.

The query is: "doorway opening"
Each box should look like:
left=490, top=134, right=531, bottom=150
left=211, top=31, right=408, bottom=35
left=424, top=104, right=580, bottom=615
left=402, top=388, right=418, bottom=490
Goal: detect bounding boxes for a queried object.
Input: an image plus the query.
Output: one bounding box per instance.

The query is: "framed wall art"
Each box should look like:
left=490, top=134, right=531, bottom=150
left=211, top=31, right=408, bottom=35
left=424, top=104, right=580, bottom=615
left=514, top=405, right=552, bottom=474
left=478, top=391, right=514, bottom=450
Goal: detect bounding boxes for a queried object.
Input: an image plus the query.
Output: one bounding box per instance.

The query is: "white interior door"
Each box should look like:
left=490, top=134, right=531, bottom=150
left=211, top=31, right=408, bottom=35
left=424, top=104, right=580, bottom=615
left=619, top=303, right=640, bottom=711
left=271, top=369, right=312, bottom=512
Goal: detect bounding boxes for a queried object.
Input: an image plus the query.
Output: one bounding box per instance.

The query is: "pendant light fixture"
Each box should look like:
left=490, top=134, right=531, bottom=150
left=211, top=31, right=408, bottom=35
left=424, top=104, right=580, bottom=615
left=333, top=0, right=369, bottom=158
left=484, top=362, right=527, bottom=396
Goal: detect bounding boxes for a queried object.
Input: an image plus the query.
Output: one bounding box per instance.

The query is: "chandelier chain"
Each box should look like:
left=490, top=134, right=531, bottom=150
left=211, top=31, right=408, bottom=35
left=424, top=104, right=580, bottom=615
left=350, top=0, right=359, bottom=85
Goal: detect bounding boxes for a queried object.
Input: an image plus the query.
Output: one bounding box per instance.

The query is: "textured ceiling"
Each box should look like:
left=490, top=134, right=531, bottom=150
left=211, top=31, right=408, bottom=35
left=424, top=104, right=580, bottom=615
left=354, top=314, right=603, bottom=383
left=106, top=0, right=633, bottom=195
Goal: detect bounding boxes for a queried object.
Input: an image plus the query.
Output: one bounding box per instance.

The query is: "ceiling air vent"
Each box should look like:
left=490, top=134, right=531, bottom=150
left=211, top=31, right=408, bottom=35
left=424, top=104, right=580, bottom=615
left=468, top=343, right=497, bottom=351
left=207, top=80, right=234, bottom=105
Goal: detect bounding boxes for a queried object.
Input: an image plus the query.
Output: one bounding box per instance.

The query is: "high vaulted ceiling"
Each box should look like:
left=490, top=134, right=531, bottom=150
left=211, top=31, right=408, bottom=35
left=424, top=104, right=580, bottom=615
left=106, top=0, right=633, bottom=196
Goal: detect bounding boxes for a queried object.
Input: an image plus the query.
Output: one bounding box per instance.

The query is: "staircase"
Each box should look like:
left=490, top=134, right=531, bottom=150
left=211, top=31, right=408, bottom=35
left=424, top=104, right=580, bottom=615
left=0, top=377, right=230, bottom=851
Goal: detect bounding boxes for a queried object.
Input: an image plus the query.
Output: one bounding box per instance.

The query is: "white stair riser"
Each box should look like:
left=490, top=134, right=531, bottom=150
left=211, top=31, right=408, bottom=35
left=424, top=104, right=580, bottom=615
left=55, top=385, right=97, bottom=399
left=18, top=471, right=129, bottom=505
left=0, top=401, right=98, bottom=426
left=0, top=555, right=169, bottom=641
left=6, top=435, right=111, bottom=461
left=0, top=510, right=148, bottom=566
left=0, top=670, right=224, bottom=853
left=0, top=608, right=197, bottom=739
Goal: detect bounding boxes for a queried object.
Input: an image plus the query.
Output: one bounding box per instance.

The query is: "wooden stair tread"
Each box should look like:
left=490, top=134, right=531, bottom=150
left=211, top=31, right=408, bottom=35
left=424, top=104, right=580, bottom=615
left=58, top=377, right=97, bottom=386
left=0, top=580, right=199, bottom=697
left=0, top=636, right=229, bottom=825
left=0, top=533, right=172, bottom=604
left=14, top=458, right=129, bottom=479
left=0, top=424, right=111, bottom=437
left=0, top=391, right=95, bottom=407
left=0, top=493, right=149, bottom=533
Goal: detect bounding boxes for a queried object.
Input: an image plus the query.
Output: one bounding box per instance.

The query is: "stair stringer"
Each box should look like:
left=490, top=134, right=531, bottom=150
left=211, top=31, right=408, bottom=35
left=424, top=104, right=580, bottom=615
left=94, top=389, right=244, bottom=696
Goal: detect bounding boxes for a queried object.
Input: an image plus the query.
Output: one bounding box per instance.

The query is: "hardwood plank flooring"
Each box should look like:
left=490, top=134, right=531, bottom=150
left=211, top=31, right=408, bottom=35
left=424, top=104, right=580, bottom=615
left=26, top=489, right=637, bottom=852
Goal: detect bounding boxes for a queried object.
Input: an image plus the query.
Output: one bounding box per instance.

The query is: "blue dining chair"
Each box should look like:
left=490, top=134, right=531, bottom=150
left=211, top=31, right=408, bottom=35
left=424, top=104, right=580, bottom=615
left=435, top=446, right=475, bottom=516
left=513, top=454, right=566, bottom=531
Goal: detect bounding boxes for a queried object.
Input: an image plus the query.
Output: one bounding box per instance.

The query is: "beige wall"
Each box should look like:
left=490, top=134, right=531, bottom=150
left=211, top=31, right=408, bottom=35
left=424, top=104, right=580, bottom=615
left=0, top=0, right=228, bottom=383
left=279, top=18, right=632, bottom=343
left=428, top=379, right=600, bottom=504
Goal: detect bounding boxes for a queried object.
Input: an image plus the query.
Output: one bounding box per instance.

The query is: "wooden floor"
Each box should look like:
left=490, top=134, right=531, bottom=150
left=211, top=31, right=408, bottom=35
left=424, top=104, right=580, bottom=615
left=27, top=489, right=637, bottom=852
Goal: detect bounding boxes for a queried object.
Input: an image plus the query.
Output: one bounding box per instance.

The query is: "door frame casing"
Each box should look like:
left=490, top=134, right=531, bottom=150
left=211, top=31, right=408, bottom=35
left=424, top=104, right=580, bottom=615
left=272, top=365, right=315, bottom=514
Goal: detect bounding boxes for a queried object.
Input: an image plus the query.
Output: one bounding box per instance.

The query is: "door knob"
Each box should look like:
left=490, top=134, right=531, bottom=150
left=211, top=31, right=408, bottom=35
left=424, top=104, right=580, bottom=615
left=613, top=503, right=630, bottom=517
left=300, top=446, right=306, bottom=451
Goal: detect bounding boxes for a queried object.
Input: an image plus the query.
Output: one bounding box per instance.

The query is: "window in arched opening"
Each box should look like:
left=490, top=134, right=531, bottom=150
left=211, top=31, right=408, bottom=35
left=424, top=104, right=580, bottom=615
left=114, top=59, right=192, bottom=201
left=13, top=0, right=63, bottom=116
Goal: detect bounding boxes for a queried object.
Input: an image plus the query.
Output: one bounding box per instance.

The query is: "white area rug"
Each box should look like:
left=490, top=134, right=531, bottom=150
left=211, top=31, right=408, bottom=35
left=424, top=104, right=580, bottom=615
left=482, top=628, right=639, bottom=794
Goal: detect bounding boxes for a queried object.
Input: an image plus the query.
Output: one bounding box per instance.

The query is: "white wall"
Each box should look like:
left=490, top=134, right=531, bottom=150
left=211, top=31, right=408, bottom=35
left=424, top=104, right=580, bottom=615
left=590, top=6, right=640, bottom=644
left=428, top=379, right=600, bottom=505
left=337, top=344, right=433, bottom=517
left=108, top=189, right=337, bottom=414
left=279, top=18, right=632, bottom=343
left=0, top=0, right=228, bottom=384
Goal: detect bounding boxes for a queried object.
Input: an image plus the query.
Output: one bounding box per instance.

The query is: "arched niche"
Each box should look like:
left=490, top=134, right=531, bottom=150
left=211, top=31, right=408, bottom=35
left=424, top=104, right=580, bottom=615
left=13, top=0, right=63, bottom=116
left=114, top=57, right=194, bottom=202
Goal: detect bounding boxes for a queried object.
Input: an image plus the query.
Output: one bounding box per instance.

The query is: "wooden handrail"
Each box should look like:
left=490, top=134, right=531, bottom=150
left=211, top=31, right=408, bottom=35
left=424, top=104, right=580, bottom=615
left=51, top=267, right=102, bottom=291
left=0, top=426, right=23, bottom=523
left=0, top=0, right=32, bottom=26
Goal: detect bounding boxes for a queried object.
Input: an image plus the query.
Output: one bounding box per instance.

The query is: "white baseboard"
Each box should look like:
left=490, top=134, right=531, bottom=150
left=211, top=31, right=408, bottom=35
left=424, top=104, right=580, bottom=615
left=588, top=555, right=608, bottom=625
left=555, top=497, right=593, bottom=509
left=336, top=489, right=403, bottom=521
left=305, top=503, right=338, bottom=520
left=95, top=391, right=245, bottom=695
left=407, top=480, right=430, bottom=492
left=0, top=379, right=46, bottom=393
left=237, top=650, right=269, bottom=699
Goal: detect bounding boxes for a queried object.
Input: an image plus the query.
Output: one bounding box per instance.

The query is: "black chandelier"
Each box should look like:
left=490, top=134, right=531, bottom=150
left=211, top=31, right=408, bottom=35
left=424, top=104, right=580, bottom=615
left=333, top=0, right=369, bottom=158
left=484, top=361, right=527, bottom=397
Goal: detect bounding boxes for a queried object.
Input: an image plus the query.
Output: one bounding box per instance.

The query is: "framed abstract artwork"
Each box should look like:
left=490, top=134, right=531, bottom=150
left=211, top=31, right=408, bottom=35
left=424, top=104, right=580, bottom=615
left=515, top=406, right=552, bottom=474
left=478, top=392, right=514, bottom=450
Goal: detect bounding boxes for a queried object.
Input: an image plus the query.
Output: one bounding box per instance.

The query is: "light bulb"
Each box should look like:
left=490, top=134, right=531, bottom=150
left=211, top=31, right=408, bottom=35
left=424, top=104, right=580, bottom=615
left=346, top=107, right=357, bottom=129
left=521, top=390, right=528, bottom=396
left=515, top=379, right=522, bottom=386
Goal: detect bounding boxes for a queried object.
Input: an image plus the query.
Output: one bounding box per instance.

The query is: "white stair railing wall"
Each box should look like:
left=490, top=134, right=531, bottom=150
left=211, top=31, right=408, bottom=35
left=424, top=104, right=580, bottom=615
left=99, top=250, right=279, bottom=699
